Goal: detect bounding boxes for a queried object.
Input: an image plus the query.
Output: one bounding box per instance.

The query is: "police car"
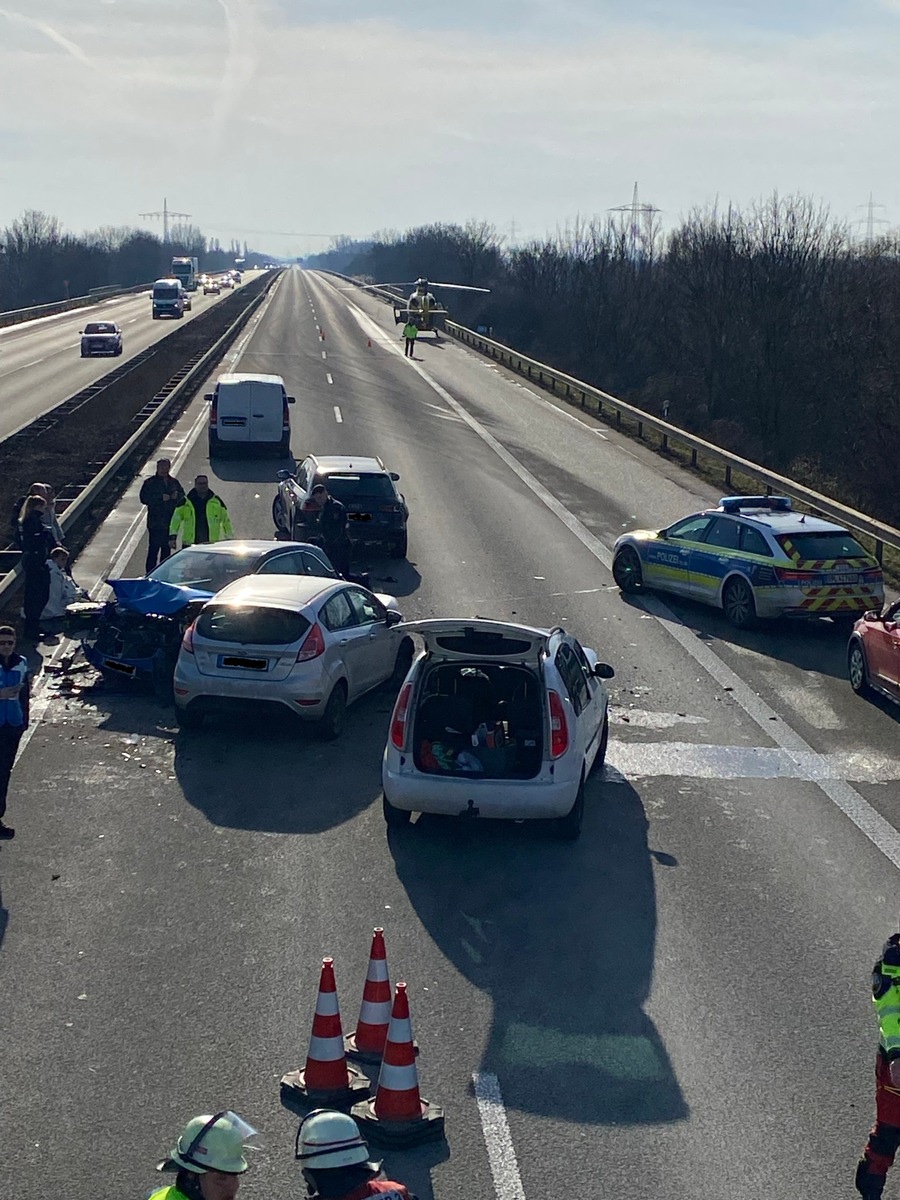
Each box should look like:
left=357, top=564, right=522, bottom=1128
left=611, top=496, right=884, bottom=629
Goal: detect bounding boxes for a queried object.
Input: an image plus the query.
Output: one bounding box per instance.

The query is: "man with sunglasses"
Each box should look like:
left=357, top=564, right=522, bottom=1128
left=152, top=1110, right=257, bottom=1200
left=0, top=625, right=29, bottom=840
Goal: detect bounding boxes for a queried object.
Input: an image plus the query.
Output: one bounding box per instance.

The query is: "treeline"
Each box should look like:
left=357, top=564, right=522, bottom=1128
left=307, top=201, right=900, bottom=527
left=0, top=210, right=275, bottom=311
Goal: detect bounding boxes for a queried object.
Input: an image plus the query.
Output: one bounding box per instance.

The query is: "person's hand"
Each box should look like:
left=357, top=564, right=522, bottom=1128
left=169, top=537, right=177, bottom=548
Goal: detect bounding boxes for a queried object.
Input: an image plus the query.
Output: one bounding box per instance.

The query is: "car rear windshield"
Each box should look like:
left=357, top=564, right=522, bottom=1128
left=149, top=549, right=259, bottom=593
left=322, top=474, right=396, bottom=502
left=196, top=605, right=310, bottom=646
left=84, top=323, right=114, bottom=333
left=775, top=531, right=869, bottom=560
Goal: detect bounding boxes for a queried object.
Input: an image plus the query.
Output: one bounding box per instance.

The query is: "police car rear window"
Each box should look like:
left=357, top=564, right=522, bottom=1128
left=775, top=531, right=868, bottom=559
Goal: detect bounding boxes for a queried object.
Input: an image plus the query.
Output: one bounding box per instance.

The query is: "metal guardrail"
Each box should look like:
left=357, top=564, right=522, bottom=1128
left=0, top=282, right=272, bottom=609
left=443, top=321, right=900, bottom=566
left=0, top=282, right=152, bottom=329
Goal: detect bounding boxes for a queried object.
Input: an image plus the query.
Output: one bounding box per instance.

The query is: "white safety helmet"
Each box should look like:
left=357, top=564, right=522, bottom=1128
left=159, top=1110, right=257, bottom=1175
left=295, top=1109, right=380, bottom=1172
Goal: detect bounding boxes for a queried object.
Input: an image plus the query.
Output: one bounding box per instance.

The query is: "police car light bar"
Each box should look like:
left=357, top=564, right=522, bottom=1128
left=719, top=495, right=792, bottom=513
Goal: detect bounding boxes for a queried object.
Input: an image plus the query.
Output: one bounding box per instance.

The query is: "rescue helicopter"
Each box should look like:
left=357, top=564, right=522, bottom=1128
left=348, top=277, right=490, bottom=335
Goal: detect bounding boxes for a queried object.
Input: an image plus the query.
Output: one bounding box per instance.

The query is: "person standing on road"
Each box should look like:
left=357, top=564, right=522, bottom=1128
left=140, top=458, right=185, bottom=572
left=18, top=495, right=55, bottom=642
left=0, top=625, right=29, bottom=840
left=857, top=931, right=900, bottom=1199
left=295, top=1109, right=418, bottom=1200
left=169, top=475, right=233, bottom=551
left=402, top=319, right=418, bottom=358
left=151, top=1110, right=257, bottom=1200
left=308, top=483, right=352, bottom=577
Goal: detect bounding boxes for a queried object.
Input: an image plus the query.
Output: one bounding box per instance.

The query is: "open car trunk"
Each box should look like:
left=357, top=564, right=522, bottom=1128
left=412, top=662, right=544, bottom=780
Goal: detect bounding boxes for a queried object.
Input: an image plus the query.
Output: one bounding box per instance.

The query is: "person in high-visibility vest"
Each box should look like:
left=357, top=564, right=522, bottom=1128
left=150, top=1110, right=257, bottom=1200
left=857, top=933, right=900, bottom=1198
left=295, top=1109, right=418, bottom=1200
left=402, top=320, right=418, bottom=358
left=169, top=475, right=234, bottom=550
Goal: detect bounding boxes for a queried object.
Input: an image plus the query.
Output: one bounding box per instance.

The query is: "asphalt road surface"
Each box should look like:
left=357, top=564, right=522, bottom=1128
left=0, top=276, right=250, bottom=442
left=1, top=266, right=898, bottom=1200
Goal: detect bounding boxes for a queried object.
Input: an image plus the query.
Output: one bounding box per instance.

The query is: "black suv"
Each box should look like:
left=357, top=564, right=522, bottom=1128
left=274, top=454, right=409, bottom=558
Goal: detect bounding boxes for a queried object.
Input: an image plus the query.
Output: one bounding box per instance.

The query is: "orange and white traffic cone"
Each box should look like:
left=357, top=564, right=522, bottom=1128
left=352, top=982, right=444, bottom=1147
left=345, top=928, right=415, bottom=1064
left=281, top=957, right=371, bottom=1110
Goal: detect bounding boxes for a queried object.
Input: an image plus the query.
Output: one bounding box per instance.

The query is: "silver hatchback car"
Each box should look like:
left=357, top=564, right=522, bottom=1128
left=173, top=575, right=408, bottom=738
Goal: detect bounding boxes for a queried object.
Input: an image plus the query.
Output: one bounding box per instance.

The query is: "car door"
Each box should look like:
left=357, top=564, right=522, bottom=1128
left=688, top=515, right=743, bottom=607
left=570, top=638, right=604, bottom=765
left=644, top=515, right=714, bottom=596
left=345, top=587, right=395, bottom=689
left=319, top=588, right=369, bottom=699
left=254, top=551, right=307, bottom=578
left=865, top=616, right=900, bottom=696
left=554, top=642, right=593, bottom=765
left=248, top=382, right=283, bottom=443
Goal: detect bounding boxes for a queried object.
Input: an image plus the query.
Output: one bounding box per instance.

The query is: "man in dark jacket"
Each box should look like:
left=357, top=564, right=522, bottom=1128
left=309, top=484, right=352, bottom=577
left=139, top=459, right=185, bottom=572
left=0, top=625, right=29, bottom=839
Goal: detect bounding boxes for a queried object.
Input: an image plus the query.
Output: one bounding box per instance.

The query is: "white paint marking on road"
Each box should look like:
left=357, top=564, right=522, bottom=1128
left=326, top=372, right=333, bottom=385
left=606, top=740, right=900, bottom=783
left=333, top=405, right=343, bottom=423
left=610, top=707, right=708, bottom=729
left=337, top=289, right=900, bottom=874
left=321, top=350, right=327, bottom=359
left=473, top=1072, right=527, bottom=1200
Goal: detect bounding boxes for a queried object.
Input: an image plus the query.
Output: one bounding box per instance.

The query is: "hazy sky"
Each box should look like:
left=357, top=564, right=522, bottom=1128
left=1, top=0, right=898, bottom=255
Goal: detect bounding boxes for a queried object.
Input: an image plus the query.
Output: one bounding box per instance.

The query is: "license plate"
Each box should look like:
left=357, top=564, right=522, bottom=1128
left=830, top=574, right=859, bottom=585
left=220, top=655, right=267, bottom=670
left=349, top=512, right=372, bottom=522
left=221, top=418, right=246, bottom=427
left=104, top=659, right=135, bottom=676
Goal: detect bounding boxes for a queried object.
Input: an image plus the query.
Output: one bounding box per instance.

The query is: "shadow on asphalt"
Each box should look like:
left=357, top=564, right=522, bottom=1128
left=208, top=456, right=295, bottom=485
left=0, top=882, right=7, bottom=951
left=387, top=774, right=689, bottom=1127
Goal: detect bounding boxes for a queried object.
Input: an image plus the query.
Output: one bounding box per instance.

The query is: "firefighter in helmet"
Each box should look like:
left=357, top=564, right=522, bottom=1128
left=151, top=1110, right=258, bottom=1200
left=295, top=1109, right=417, bottom=1200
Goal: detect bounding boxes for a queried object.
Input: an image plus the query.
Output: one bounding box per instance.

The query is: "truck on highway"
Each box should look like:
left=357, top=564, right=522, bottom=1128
left=170, top=256, right=199, bottom=292
left=151, top=277, right=188, bottom=319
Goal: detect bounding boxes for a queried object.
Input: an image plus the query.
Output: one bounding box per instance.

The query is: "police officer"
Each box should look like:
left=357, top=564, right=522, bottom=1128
left=151, top=1110, right=257, bottom=1200
left=857, top=933, right=900, bottom=1198
left=295, top=1109, right=417, bottom=1200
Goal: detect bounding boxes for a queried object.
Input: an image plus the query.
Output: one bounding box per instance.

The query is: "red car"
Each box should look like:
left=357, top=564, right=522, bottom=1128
left=848, top=600, right=900, bottom=703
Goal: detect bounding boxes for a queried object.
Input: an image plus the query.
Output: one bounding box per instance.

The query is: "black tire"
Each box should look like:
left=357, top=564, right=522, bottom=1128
left=176, top=704, right=204, bottom=730
left=317, top=681, right=347, bottom=740
left=848, top=640, right=871, bottom=696
left=612, top=547, right=644, bottom=594
left=554, top=779, right=585, bottom=841
left=590, top=717, right=609, bottom=776
left=722, top=577, right=757, bottom=629
left=272, top=494, right=287, bottom=531
left=208, top=436, right=219, bottom=458
left=115, top=345, right=123, bottom=356
left=383, top=794, right=411, bottom=828
left=389, top=533, right=408, bottom=559
left=80, top=350, right=88, bottom=358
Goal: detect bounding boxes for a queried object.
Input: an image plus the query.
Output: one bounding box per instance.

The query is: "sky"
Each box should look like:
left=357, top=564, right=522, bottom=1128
left=1, top=0, right=899, bottom=256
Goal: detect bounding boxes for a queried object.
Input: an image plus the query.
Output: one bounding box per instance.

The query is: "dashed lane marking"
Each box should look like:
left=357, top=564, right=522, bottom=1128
left=326, top=372, right=333, bottom=385
left=473, top=1072, right=527, bottom=1200
left=333, top=406, right=343, bottom=423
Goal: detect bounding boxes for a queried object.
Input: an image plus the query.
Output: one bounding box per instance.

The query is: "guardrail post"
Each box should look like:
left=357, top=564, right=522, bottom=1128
left=637, top=420, right=644, bottom=438
left=580, top=391, right=586, bottom=409
left=876, top=538, right=885, bottom=564
left=725, top=465, right=733, bottom=488
left=691, top=448, right=698, bottom=468
left=616, top=410, right=622, bottom=428
left=662, top=433, right=669, bottom=452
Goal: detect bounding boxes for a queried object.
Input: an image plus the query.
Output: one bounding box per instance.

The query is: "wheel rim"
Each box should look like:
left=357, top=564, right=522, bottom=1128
left=614, top=550, right=641, bottom=591
left=725, top=582, right=752, bottom=625
left=849, top=645, right=865, bottom=690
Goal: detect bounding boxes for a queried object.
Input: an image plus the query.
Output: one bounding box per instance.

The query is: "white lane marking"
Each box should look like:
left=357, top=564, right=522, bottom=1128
left=326, top=372, right=333, bottom=385
left=339, top=291, right=900, bottom=873
left=333, top=405, right=343, bottom=423
left=321, top=350, right=327, bottom=359
left=610, top=707, right=708, bottom=729
left=127, top=318, right=138, bottom=324
left=473, top=1072, right=526, bottom=1200
left=606, top=740, right=900, bottom=783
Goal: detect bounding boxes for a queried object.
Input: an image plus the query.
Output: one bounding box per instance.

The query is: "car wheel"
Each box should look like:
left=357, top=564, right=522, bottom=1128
left=80, top=350, right=88, bottom=358
left=389, top=533, right=408, bottom=559
left=176, top=704, right=204, bottom=731
left=554, top=778, right=585, bottom=841
left=612, top=547, right=644, bottom=594
left=722, top=577, right=757, bottom=629
left=317, top=681, right=347, bottom=740
left=272, top=494, right=287, bottom=531
left=383, top=794, right=411, bottom=828
left=848, top=640, right=872, bottom=696
left=590, top=718, right=609, bottom=775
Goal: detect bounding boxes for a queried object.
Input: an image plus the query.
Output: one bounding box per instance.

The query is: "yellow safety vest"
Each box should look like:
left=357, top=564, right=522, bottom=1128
left=169, top=495, right=234, bottom=545
left=873, top=944, right=900, bottom=1058
left=147, top=1187, right=189, bottom=1200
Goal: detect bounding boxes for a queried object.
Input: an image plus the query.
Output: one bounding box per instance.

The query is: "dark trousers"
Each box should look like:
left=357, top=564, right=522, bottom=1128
left=405, top=338, right=416, bottom=357
left=861, top=1053, right=900, bottom=1187
left=146, top=528, right=172, bottom=573
left=0, top=724, right=24, bottom=820
left=324, top=538, right=352, bottom=578
left=22, top=559, right=50, bottom=639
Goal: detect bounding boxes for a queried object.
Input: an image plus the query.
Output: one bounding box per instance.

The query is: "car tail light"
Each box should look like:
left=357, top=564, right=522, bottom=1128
left=379, top=504, right=404, bottom=513
left=181, top=622, right=196, bottom=654
left=548, top=690, right=568, bottom=759
left=296, top=622, right=325, bottom=662
left=209, top=398, right=217, bottom=427
left=390, top=682, right=413, bottom=750
left=774, top=567, right=815, bottom=583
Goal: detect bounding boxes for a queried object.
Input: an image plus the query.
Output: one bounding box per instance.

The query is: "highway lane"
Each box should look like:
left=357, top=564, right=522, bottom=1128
left=0, top=275, right=253, bottom=443
left=0, top=265, right=898, bottom=1200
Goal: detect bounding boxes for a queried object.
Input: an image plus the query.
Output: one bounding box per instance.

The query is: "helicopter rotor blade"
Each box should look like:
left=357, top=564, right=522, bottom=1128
left=428, top=282, right=492, bottom=293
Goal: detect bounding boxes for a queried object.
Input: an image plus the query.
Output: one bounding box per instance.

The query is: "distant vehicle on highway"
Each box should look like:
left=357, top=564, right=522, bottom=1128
left=203, top=279, right=221, bottom=295
left=171, top=255, right=199, bottom=292
left=173, top=575, right=408, bottom=737
left=382, top=619, right=615, bottom=840
left=274, top=454, right=409, bottom=558
left=848, top=599, right=900, bottom=705
left=151, top=278, right=189, bottom=319
left=612, top=495, right=884, bottom=629
left=206, top=373, right=295, bottom=458
left=219, top=275, right=233, bottom=289
left=80, top=321, right=123, bottom=357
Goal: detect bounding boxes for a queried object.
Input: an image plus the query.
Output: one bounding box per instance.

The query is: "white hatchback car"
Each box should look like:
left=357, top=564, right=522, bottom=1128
left=382, top=619, right=615, bottom=839
left=173, top=575, right=408, bottom=738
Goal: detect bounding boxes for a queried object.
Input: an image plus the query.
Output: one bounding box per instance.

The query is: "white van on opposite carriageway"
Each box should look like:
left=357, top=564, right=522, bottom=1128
left=206, top=373, right=296, bottom=458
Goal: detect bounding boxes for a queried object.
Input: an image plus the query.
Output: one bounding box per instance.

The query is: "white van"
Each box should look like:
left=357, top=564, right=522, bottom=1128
left=206, top=373, right=295, bottom=457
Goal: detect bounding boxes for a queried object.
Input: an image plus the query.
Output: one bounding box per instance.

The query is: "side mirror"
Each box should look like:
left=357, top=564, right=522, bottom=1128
left=204, top=393, right=214, bottom=402
left=287, top=396, right=296, bottom=404
left=594, top=663, right=615, bottom=679
left=389, top=472, right=400, bottom=481
left=276, top=469, right=293, bottom=481
left=657, top=529, right=668, bottom=539
left=386, top=609, right=403, bottom=626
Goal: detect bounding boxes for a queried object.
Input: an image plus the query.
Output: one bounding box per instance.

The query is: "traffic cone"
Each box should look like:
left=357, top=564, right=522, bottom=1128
left=345, top=929, right=415, bottom=1064
left=352, top=982, right=444, bottom=1147
left=281, top=957, right=371, bottom=1110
